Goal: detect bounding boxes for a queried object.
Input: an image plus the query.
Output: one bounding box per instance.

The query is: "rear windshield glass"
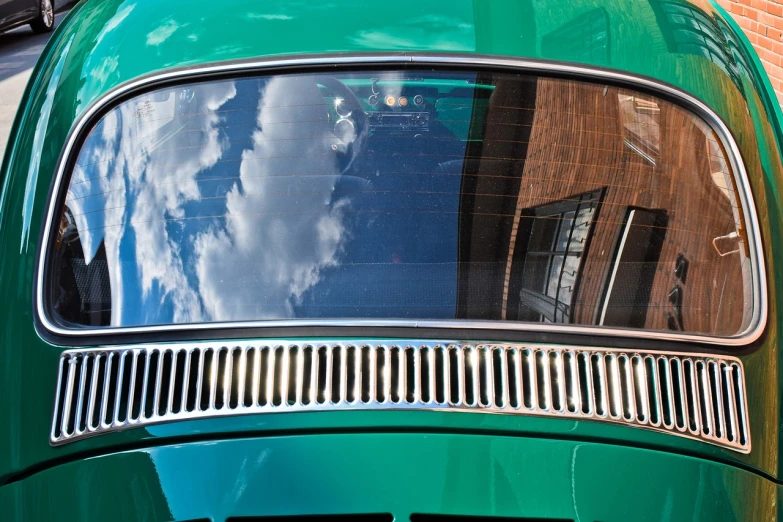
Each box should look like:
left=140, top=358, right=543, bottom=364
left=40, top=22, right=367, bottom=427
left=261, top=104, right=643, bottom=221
left=50, top=69, right=757, bottom=337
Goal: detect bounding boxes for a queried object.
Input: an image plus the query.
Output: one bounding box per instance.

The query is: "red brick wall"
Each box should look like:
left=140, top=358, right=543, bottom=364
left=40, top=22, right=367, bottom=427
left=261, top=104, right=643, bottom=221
left=718, top=0, right=783, bottom=103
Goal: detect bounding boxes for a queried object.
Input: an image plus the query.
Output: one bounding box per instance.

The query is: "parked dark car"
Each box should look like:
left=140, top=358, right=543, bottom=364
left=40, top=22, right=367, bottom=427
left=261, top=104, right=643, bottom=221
left=0, top=0, right=53, bottom=34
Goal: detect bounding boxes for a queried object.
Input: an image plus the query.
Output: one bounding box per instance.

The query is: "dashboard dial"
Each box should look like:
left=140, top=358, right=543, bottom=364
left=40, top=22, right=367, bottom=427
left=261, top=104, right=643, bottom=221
left=334, top=97, right=352, bottom=117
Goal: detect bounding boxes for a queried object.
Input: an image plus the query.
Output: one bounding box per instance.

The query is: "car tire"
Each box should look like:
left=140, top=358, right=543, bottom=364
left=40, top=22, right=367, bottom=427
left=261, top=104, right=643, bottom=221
left=30, top=0, right=55, bottom=34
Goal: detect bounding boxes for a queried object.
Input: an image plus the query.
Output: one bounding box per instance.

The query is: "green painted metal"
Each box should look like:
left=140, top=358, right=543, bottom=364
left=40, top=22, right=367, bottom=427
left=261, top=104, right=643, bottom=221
left=711, top=1, right=783, bottom=484
left=0, top=434, right=778, bottom=521
left=1, top=0, right=783, bottom=503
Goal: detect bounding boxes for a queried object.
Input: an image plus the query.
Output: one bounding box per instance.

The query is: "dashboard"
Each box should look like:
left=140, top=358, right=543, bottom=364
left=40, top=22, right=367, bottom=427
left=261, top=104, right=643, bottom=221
left=323, top=77, right=495, bottom=140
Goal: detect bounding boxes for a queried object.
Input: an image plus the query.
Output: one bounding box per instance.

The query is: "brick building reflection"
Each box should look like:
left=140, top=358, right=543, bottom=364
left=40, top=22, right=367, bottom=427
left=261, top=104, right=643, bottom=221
left=455, top=76, right=751, bottom=335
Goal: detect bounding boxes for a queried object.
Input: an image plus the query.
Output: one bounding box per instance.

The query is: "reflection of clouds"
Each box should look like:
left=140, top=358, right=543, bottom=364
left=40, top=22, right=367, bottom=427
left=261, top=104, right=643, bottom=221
left=67, top=82, right=237, bottom=325
left=95, top=3, right=136, bottom=47
left=90, top=56, right=119, bottom=84
left=74, top=3, right=137, bottom=114
left=146, top=20, right=180, bottom=46
left=348, top=15, right=473, bottom=51
left=195, top=77, right=349, bottom=320
left=131, top=82, right=236, bottom=324
left=246, top=13, right=294, bottom=20
left=68, top=108, right=128, bottom=323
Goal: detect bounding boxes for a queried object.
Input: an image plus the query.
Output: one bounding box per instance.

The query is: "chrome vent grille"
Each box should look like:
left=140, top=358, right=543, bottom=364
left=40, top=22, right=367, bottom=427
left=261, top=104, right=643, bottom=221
left=51, top=341, right=750, bottom=452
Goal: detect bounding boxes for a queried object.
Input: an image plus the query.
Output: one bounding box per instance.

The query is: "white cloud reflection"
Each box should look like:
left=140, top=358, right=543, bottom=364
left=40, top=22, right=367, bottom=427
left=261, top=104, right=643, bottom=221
left=194, top=76, right=350, bottom=320
left=67, top=75, right=353, bottom=326
left=246, top=13, right=294, bottom=20
left=131, top=83, right=237, bottom=323
left=146, top=20, right=180, bottom=46
left=68, top=108, right=128, bottom=324
left=67, top=82, right=237, bottom=325
left=95, top=3, right=136, bottom=47
left=347, top=15, right=473, bottom=51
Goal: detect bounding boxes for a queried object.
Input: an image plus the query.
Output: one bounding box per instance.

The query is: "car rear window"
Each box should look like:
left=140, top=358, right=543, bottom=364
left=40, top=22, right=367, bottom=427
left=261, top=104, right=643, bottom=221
left=47, top=68, right=760, bottom=338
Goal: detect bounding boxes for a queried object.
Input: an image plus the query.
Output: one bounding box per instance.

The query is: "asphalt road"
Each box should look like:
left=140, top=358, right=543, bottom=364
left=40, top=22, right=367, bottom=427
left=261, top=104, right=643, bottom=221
left=0, top=9, right=70, bottom=165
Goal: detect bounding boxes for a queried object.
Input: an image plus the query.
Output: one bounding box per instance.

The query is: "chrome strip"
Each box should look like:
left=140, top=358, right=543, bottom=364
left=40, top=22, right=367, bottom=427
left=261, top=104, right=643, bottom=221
left=50, top=340, right=751, bottom=453
left=35, top=53, right=767, bottom=346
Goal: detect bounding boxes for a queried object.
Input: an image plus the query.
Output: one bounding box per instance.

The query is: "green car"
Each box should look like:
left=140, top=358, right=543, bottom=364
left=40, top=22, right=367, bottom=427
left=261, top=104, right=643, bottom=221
left=2, top=0, right=782, bottom=519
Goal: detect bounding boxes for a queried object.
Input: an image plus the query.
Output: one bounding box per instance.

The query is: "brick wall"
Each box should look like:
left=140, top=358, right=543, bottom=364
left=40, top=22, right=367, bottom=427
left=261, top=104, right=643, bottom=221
left=717, top=0, right=783, bottom=103
left=458, top=78, right=748, bottom=334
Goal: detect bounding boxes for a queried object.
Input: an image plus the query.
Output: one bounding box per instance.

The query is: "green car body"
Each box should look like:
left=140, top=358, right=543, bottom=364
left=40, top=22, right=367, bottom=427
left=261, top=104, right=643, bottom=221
left=2, top=0, right=783, bottom=520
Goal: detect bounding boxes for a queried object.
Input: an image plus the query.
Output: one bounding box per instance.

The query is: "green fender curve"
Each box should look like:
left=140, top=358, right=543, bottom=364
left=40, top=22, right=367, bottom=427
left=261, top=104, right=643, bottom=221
left=0, top=433, right=778, bottom=521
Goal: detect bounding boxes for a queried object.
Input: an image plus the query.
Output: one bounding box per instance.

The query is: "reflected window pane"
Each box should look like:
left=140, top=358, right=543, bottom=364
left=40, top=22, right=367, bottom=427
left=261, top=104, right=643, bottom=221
left=513, top=190, right=602, bottom=324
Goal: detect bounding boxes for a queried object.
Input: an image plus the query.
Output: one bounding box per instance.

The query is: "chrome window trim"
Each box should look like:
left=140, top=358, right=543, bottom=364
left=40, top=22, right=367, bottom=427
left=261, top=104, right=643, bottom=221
left=50, top=339, right=752, bottom=453
left=35, top=52, right=768, bottom=346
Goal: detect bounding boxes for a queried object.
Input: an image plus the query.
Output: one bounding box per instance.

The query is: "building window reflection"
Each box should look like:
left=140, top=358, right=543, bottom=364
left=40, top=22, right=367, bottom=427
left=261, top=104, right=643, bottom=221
left=597, top=207, right=669, bottom=328
left=541, top=8, right=610, bottom=64
left=509, top=189, right=604, bottom=324
left=650, top=0, right=744, bottom=89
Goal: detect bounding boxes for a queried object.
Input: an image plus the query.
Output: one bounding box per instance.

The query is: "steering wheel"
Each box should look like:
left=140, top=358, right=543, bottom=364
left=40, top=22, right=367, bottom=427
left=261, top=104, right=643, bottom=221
left=316, top=76, right=368, bottom=173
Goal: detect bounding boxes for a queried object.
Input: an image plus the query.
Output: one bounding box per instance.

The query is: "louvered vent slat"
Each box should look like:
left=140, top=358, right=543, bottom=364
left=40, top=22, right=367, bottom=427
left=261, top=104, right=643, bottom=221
left=51, top=342, right=751, bottom=452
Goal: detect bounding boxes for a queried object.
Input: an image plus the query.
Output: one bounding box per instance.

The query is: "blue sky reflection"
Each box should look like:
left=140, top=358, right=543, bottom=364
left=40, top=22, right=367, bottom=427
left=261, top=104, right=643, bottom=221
left=63, top=72, right=467, bottom=326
